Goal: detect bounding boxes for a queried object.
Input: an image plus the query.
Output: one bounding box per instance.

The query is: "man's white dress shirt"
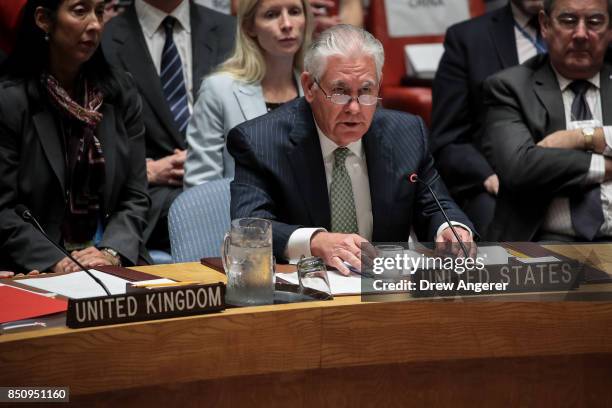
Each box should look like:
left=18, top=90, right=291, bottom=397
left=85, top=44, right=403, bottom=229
left=135, top=0, right=194, bottom=112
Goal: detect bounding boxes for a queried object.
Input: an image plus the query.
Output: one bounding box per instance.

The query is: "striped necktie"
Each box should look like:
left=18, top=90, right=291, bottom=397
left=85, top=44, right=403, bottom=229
left=568, top=80, right=604, bottom=240
left=160, top=16, right=190, bottom=135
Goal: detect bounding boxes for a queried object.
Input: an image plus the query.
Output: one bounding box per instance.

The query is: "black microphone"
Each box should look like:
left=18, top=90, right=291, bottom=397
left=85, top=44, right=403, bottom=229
left=408, top=174, right=471, bottom=258
left=14, top=205, right=111, bottom=296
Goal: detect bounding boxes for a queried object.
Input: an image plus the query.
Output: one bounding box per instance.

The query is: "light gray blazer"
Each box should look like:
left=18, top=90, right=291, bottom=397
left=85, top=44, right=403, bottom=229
left=184, top=71, right=303, bottom=188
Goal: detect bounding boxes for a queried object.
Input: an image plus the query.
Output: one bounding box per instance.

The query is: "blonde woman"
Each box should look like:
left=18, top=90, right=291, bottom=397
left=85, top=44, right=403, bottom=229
left=184, top=0, right=313, bottom=187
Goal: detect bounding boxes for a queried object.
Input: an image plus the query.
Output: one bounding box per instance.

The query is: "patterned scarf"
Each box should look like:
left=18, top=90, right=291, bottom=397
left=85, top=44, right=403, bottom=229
left=43, top=73, right=106, bottom=244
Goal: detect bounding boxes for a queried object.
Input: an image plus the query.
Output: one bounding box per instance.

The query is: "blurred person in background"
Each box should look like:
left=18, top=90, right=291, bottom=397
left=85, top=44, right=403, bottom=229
left=232, top=0, right=362, bottom=34
left=103, top=0, right=128, bottom=22
left=309, top=0, right=362, bottom=35
left=184, top=0, right=313, bottom=186
left=102, top=0, right=235, bottom=254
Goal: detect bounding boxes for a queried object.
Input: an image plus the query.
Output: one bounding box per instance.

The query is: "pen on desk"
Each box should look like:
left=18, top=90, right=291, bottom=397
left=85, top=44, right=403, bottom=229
left=342, top=262, right=376, bottom=278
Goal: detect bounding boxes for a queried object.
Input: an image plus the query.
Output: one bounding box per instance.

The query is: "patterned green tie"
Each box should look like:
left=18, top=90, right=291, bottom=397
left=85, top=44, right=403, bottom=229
left=330, top=147, right=359, bottom=234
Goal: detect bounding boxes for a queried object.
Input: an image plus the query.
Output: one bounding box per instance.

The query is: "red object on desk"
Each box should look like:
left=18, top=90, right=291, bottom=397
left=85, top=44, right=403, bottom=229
left=0, top=285, right=67, bottom=324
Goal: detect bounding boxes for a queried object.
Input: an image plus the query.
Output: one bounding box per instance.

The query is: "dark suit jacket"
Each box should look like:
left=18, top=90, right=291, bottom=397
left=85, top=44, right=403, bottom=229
left=228, top=98, right=473, bottom=260
left=431, top=5, right=518, bottom=196
left=482, top=55, right=612, bottom=240
left=101, top=1, right=236, bottom=241
left=0, top=72, right=150, bottom=272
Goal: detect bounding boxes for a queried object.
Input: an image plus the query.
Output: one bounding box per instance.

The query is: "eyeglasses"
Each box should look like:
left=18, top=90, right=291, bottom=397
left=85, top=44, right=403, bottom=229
left=314, top=79, right=381, bottom=106
left=553, top=12, right=609, bottom=33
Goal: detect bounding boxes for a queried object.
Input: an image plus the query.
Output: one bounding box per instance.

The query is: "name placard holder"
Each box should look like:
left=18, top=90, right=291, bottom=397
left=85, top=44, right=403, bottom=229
left=411, top=259, right=582, bottom=298
left=66, top=282, right=225, bottom=328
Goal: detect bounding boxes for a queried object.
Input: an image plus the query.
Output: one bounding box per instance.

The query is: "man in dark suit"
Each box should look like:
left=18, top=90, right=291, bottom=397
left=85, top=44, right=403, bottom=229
left=482, top=0, right=612, bottom=241
left=430, top=0, right=544, bottom=237
left=229, top=25, right=473, bottom=274
left=102, top=0, right=235, bottom=251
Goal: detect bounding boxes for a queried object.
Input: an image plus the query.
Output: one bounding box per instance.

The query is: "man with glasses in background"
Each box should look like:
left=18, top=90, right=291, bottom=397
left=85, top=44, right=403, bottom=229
left=228, top=25, right=473, bottom=274
left=431, top=0, right=544, bottom=239
left=482, top=0, right=612, bottom=242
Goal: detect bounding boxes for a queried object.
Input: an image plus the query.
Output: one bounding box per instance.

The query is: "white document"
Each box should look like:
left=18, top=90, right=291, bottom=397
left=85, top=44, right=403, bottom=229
left=17, top=271, right=172, bottom=299
left=385, top=0, right=470, bottom=37
left=516, top=256, right=561, bottom=264
left=277, top=270, right=375, bottom=296
left=404, top=43, right=444, bottom=78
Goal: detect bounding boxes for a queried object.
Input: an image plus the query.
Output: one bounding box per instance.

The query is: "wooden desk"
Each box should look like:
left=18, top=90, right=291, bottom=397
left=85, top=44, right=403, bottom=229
left=2, top=246, right=612, bottom=406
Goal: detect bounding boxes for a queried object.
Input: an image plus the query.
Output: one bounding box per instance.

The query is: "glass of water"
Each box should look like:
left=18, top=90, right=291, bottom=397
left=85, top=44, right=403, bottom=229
left=296, top=256, right=332, bottom=298
left=375, top=244, right=406, bottom=278
left=222, top=218, right=274, bottom=306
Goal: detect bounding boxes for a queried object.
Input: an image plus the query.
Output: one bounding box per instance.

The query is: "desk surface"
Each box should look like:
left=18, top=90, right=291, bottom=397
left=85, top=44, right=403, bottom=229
left=1, top=244, right=612, bottom=406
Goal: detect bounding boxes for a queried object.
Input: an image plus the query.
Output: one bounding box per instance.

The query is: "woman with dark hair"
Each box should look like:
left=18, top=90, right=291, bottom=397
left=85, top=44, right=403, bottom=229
left=0, top=0, right=150, bottom=274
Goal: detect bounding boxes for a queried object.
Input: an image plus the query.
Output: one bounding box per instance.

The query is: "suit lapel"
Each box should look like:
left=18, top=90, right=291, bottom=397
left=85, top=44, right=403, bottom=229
left=191, top=2, right=216, bottom=96
left=600, top=64, right=612, bottom=125
left=362, top=115, right=396, bottom=242
left=533, top=59, right=566, bottom=134
left=33, top=110, right=65, bottom=194
left=233, top=82, right=267, bottom=121
left=489, top=5, right=519, bottom=69
left=96, top=104, right=117, bottom=207
left=286, top=100, right=330, bottom=229
left=111, top=6, right=183, bottom=148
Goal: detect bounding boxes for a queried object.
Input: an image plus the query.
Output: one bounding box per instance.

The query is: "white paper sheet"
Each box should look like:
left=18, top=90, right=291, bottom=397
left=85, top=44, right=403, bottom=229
left=17, top=271, right=172, bottom=299
left=516, top=256, right=561, bottom=264
left=277, top=270, right=374, bottom=296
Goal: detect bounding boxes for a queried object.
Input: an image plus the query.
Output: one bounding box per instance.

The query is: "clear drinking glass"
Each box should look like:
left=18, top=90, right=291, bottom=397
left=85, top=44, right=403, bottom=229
left=375, top=244, right=406, bottom=278
left=297, top=256, right=332, bottom=297
left=222, top=218, right=274, bottom=306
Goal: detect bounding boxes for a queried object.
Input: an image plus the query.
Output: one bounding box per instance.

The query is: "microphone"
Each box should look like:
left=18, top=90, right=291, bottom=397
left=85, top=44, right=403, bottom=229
left=408, top=174, right=471, bottom=259
left=14, top=205, right=111, bottom=296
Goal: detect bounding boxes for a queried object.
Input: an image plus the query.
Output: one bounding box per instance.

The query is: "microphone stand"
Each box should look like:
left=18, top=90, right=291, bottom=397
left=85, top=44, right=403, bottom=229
left=15, top=206, right=111, bottom=296
left=409, top=174, right=471, bottom=259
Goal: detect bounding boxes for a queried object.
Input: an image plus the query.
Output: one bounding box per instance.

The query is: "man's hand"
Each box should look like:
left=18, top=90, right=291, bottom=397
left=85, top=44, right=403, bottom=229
left=52, top=257, right=77, bottom=274
left=0, top=271, right=15, bottom=279
left=435, top=226, right=475, bottom=258
left=52, top=247, right=115, bottom=274
left=537, top=130, right=582, bottom=150
left=483, top=174, right=499, bottom=196
left=310, top=231, right=370, bottom=275
left=146, top=149, right=186, bottom=186
left=309, top=0, right=335, bottom=14
left=309, top=0, right=342, bottom=33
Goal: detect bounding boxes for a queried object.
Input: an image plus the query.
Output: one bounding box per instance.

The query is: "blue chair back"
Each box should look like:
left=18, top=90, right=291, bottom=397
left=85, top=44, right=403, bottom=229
left=168, top=178, right=231, bottom=262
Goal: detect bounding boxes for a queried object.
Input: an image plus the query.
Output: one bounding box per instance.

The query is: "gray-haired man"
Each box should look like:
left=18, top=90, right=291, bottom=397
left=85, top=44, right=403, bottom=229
left=228, top=25, right=473, bottom=274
